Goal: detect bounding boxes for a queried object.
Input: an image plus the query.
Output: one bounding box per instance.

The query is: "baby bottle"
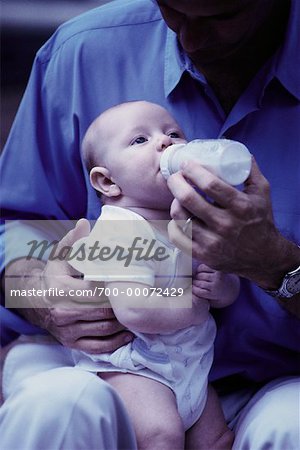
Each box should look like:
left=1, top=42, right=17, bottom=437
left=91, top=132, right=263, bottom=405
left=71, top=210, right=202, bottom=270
left=160, top=139, right=252, bottom=186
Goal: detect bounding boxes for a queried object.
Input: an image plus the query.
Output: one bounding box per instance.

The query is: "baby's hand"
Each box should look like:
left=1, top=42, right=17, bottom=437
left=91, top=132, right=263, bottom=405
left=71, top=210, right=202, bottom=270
left=192, top=264, right=240, bottom=308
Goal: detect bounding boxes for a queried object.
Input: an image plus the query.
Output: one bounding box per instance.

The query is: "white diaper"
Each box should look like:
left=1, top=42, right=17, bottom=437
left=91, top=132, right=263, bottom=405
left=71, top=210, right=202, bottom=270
left=72, top=316, right=216, bottom=430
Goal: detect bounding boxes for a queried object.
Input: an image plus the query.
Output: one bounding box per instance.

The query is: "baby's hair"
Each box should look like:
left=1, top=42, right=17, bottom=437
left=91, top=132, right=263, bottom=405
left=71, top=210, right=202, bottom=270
left=82, top=133, right=96, bottom=174
left=82, top=101, right=145, bottom=201
left=82, top=101, right=144, bottom=173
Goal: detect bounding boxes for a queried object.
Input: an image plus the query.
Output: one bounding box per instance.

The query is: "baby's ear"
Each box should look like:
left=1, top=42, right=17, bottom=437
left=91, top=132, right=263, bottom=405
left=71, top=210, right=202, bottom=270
left=90, top=167, right=121, bottom=197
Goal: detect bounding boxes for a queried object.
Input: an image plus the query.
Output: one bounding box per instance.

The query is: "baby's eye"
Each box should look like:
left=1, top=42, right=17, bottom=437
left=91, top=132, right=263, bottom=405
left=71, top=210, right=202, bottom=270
left=131, top=136, right=147, bottom=145
left=168, top=132, right=181, bottom=139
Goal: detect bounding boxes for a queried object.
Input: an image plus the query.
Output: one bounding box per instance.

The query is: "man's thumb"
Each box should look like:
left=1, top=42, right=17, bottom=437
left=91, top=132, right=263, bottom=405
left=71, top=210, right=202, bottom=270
left=58, top=218, right=91, bottom=250
left=243, top=156, right=268, bottom=194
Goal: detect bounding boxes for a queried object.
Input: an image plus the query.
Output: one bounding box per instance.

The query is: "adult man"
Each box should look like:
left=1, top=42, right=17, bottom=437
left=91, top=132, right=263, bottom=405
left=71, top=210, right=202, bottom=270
left=1, top=0, right=299, bottom=449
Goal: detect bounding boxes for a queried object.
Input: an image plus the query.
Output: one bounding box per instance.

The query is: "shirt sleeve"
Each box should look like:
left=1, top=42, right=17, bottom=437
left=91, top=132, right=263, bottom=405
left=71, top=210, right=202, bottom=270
left=0, top=44, right=88, bottom=223
left=0, top=42, right=90, bottom=340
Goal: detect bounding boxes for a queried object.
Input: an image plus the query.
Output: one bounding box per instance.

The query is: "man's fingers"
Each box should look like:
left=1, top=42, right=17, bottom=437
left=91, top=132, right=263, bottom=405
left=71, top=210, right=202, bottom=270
left=168, top=170, right=237, bottom=230
left=169, top=165, right=238, bottom=210
left=170, top=198, right=192, bottom=222
left=39, top=274, right=111, bottom=307
left=58, top=219, right=91, bottom=250
left=168, top=171, right=217, bottom=219
left=75, top=319, right=125, bottom=337
left=43, top=219, right=91, bottom=278
left=168, top=219, right=193, bottom=254
left=49, top=306, right=116, bottom=326
left=55, top=219, right=91, bottom=269
left=244, top=157, right=270, bottom=194
left=168, top=216, right=217, bottom=264
left=54, top=319, right=126, bottom=344
left=72, top=331, right=134, bottom=354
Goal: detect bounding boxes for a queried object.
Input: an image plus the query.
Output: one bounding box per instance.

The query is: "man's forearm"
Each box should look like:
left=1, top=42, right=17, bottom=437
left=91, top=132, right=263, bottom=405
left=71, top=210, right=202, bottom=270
left=252, top=235, right=299, bottom=289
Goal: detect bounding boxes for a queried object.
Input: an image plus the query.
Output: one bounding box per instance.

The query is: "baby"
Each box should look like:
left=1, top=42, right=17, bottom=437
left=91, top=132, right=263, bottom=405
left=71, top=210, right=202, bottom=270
left=70, top=101, right=240, bottom=449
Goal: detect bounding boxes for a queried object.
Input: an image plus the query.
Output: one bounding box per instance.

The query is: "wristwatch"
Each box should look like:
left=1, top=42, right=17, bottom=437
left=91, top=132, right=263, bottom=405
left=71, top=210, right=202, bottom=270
left=264, top=265, right=300, bottom=298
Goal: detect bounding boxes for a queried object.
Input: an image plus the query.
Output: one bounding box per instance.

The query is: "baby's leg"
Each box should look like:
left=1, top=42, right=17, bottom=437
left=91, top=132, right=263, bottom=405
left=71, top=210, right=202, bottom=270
left=101, top=372, right=184, bottom=450
left=185, top=385, right=234, bottom=450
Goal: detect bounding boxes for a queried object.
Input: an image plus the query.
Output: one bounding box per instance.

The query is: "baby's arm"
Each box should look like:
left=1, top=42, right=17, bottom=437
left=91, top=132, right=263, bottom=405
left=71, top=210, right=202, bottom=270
left=105, top=281, right=209, bottom=334
left=192, top=264, right=240, bottom=308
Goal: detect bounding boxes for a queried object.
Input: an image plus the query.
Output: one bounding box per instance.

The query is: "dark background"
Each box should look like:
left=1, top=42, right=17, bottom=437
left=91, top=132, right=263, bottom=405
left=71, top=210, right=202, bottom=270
left=1, top=0, right=115, bottom=149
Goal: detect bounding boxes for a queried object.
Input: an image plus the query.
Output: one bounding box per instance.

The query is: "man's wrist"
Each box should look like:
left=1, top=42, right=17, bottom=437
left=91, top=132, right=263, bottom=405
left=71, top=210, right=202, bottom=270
left=254, top=236, right=300, bottom=291
left=263, top=264, right=300, bottom=300
left=3, top=258, right=46, bottom=311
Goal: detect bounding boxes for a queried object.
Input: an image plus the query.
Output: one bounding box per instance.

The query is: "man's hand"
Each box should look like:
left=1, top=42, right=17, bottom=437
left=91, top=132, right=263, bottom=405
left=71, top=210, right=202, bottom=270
left=4, top=219, right=133, bottom=353
left=167, top=158, right=300, bottom=291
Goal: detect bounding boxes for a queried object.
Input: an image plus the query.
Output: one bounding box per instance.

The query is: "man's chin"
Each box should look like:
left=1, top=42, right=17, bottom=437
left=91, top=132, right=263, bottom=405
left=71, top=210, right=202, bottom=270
left=187, top=48, right=234, bottom=67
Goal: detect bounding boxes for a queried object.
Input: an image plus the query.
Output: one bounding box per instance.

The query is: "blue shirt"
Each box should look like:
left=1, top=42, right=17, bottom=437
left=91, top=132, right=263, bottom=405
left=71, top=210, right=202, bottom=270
left=1, top=0, right=299, bottom=383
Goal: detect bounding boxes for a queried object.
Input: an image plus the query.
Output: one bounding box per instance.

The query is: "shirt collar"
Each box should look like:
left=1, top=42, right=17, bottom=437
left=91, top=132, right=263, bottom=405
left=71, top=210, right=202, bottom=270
left=164, top=0, right=300, bottom=101
left=164, top=28, right=208, bottom=97
left=164, top=29, right=185, bottom=97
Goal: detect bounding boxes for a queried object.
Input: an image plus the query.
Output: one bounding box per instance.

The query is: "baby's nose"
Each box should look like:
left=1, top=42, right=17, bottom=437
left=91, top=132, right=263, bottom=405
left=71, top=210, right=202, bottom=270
left=157, top=135, right=172, bottom=151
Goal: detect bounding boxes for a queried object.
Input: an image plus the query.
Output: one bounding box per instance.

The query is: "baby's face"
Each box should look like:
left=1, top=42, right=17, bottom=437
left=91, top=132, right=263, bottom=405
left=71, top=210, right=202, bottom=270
left=97, top=101, right=186, bottom=208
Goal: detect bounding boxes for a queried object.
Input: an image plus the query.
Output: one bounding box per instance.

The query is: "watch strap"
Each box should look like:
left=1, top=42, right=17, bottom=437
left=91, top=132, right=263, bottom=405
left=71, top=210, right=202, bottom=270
left=264, top=264, right=300, bottom=299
